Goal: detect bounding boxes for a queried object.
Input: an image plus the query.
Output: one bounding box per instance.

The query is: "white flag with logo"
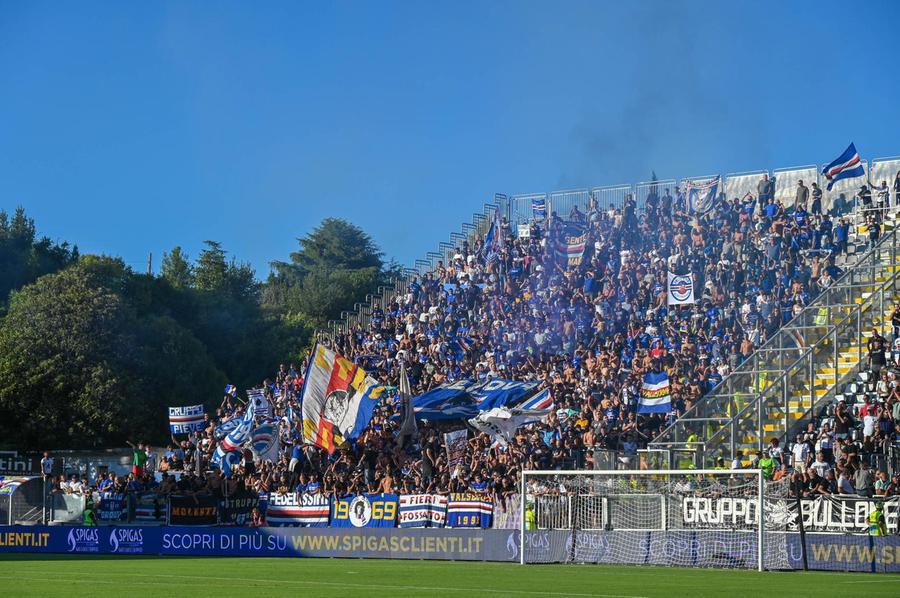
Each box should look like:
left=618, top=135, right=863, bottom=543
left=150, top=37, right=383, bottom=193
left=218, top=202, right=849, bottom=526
left=468, top=407, right=551, bottom=448
left=667, top=272, right=695, bottom=306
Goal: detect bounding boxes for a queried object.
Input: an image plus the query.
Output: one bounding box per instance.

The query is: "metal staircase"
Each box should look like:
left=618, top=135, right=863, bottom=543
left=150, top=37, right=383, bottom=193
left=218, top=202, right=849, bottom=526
left=651, top=212, right=900, bottom=468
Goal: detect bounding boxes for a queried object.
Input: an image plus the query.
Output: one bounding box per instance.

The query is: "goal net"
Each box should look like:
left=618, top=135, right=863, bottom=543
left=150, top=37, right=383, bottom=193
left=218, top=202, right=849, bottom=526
left=520, top=469, right=789, bottom=570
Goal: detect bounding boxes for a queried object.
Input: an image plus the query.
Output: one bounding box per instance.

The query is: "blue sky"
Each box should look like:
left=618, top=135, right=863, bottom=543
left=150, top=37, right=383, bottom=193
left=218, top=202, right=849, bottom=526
left=2, top=1, right=899, bottom=276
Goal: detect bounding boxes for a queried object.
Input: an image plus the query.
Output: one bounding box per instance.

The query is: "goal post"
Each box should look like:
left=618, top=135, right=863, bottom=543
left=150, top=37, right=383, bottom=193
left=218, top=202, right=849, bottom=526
left=520, top=469, right=768, bottom=571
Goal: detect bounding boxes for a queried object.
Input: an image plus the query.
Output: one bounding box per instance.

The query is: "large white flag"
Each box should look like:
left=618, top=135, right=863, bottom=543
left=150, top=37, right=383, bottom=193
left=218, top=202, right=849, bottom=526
left=468, top=407, right=551, bottom=448
left=667, top=272, right=695, bottom=306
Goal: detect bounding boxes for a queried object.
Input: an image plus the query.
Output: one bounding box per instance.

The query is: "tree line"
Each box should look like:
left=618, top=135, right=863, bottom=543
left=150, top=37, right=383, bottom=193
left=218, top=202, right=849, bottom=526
left=0, top=209, right=395, bottom=449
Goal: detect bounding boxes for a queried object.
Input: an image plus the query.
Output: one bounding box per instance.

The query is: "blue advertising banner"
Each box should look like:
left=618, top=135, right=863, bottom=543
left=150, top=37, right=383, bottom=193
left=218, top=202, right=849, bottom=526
left=0, top=525, right=520, bottom=561
left=330, top=493, right=398, bottom=528
left=412, top=379, right=543, bottom=420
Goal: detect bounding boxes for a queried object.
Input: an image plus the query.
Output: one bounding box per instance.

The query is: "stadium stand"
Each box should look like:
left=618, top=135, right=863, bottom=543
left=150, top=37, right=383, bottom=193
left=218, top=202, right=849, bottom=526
left=40, top=160, right=900, bottom=529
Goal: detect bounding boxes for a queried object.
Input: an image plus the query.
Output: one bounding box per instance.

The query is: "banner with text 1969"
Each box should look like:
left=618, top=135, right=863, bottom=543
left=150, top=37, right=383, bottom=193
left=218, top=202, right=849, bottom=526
left=330, top=493, right=398, bottom=528
left=398, top=494, right=447, bottom=528
left=447, top=492, right=493, bottom=528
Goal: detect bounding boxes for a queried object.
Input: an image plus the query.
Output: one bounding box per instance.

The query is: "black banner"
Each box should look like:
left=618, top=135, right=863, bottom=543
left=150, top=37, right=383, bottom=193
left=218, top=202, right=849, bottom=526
left=168, top=495, right=219, bottom=526
left=0, top=451, right=45, bottom=476
left=219, top=491, right=259, bottom=526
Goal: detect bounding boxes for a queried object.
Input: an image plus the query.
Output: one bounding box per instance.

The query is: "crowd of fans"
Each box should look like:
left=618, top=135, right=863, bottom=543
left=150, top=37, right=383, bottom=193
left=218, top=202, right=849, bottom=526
left=49, top=174, right=900, bottom=517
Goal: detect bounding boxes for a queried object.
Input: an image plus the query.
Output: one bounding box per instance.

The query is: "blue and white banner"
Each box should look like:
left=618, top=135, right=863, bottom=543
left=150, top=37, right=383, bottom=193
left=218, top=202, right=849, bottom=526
left=330, top=493, right=398, bottom=528
left=247, top=389, right=271, bottom=418
left=250, top=423, right=280, bottom=463
left=266, top=492, right=331, bottom=527
left=685, top=176, right=720, bottom=214
left=532, top=197, right=546, bottom=219
left=224, top=384, right=237, bottom=397
left=413, top=379, right=544, bottom=420
left=667, top=271, right=695, bottom=306
left=637, top=371, right=671, bottom=414
left=97, top=492, right=127, bottom=521
left=398, top=494, right=447, bottom=528
left=447, top=492, right=493, bottom=528
left=822, top=142, right=865, bottom=190
left=134, top=493, right=166, bottom=522
left=168, top=404, right=205, bottom=434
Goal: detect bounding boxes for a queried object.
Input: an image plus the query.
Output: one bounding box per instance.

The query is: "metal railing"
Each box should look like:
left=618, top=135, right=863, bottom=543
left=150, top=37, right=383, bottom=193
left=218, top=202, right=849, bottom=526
left=651, top=223, right=899, bottom=467
left=324, top=155, right=900, bottom=343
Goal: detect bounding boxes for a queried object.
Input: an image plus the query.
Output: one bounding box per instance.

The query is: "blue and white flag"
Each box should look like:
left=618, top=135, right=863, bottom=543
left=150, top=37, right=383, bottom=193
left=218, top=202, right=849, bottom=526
left=168, top=404, right=205, bottom=434
left=822, top=142, right=865, bottom=190
left=224, top=384, right=237, bottom=397
left=637, top=371, right=672, bottom=414
left=215, top=417, right=241, bottom=440
left=247, top=389, right=271, bottom=418
left=250, top=423, right=280, bottom=463
left=213, top=401, right=255, bottom=467
left=532, top=197, right=547, bottom=219
left=412, top=379, right=544, bottom=420
left=515, top=388, right=552, bottom=411
left=685, top=177, right=720, bottom=214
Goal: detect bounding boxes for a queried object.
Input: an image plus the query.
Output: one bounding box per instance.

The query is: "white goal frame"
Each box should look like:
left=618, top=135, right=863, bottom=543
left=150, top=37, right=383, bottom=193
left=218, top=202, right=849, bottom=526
left=520, top=469, right=765, bottom=571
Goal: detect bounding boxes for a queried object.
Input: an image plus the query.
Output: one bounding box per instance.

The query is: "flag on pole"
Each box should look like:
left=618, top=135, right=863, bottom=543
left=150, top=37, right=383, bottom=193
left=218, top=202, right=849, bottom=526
left=667, top=272, right=695, bottom=306
left=250, top=423, right=281, bottom=463
left=468, top=406, right=551, bottom=447
left=444, top=429, right=468, bottom=478
left=532, top=197, right=546, bottom=219
left=301, top=344, right=385, bottom=453
left=213, top=400, right=255, bottom=466
left=822, top=143, right=865, bottom=190
left=247, top=389, right=271, bottom=418
left=168, top=405, right=206, bottom=434
left=397, top=362, right=418, bottom=447
left=637, top=372, right=672, bottom=414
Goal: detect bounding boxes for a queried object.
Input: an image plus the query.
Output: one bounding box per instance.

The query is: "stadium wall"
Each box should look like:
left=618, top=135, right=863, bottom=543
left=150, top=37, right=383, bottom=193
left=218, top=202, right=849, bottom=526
left=2, top=525, right=900, bottom=572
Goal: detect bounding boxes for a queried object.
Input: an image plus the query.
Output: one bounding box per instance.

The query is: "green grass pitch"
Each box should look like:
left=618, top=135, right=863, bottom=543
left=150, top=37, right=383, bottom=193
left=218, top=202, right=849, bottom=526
left=2, top=555, right=899, bottom=597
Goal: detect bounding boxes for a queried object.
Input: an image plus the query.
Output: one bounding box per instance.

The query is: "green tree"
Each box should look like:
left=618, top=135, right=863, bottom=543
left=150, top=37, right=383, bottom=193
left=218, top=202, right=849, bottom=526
left=194, top=240, right=228, bottom=293
left=0, top=259, right=227, bottom=448
left=0, top=207, right=77, bottom=313
left=0, top=264, right=141, bottom=447
left=266, top=218, right=395, bottom=326
left=161, top=246, right=194, bottom=289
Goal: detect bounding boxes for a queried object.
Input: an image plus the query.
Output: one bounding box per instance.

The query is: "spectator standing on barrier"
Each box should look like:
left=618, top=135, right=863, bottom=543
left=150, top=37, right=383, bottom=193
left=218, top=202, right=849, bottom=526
left=791, top=433, right=810, bottom=474
left=795, top=180, right=809, bottom=211
left=855, top=462, right=875, bottom=498
left=40, top=452, right=54, bottom=479
left=126, top=440, right=147, bottom=477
